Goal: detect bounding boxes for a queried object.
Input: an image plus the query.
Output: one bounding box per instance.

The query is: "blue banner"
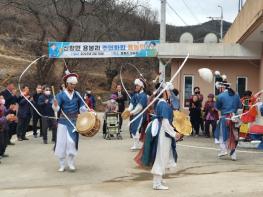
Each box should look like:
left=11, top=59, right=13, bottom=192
left=48, top=40, right=159, bottom=58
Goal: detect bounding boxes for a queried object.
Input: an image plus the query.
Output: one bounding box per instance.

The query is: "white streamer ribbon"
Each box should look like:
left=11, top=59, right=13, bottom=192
left=129, top=53, right=190, bottom=124
left=18, top=55, right=91, bottom=130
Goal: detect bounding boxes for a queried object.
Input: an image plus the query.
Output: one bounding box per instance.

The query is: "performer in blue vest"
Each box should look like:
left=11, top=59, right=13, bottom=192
left=53, top=70, right=88, bottom=172
left=128, top=78, right=148, bottom=151
left=215, top=78, right=242, bottom=161
left=136, top=83, right=179, bottom=190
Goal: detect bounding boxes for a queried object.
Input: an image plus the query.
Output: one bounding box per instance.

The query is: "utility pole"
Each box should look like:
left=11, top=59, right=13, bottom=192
left=218, top=5, right=223, bottom=41
left=208, top=5, right=223, bottom=42
left=159, top=0, right=166, bottom=82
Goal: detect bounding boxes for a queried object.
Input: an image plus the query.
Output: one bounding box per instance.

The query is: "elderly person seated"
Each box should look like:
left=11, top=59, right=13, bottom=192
left=102, top=94, right=119, bottom=136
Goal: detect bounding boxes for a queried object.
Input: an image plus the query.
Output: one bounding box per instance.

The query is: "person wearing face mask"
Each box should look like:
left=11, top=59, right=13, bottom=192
left=32, top=84, right=43, bottom=137
left=38, top=86, right=57, bottom=144
left=190, top=87, right=204, bottom=135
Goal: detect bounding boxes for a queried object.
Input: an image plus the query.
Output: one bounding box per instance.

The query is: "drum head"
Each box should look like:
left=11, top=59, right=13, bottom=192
left=81, top=118, right=101, bottom=137
left=76, top=112, right=96, bottom=134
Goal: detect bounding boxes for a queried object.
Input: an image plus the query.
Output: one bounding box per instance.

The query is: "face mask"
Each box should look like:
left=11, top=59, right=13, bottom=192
left=195, top=91, right=200, bottom=94
left=45, top=91, right=51, bottom=96
left=36, top=88, right=42, bottom=93
left=87, top=91, right=91, bottom=94
left=0, top=99, right=5, bottom=105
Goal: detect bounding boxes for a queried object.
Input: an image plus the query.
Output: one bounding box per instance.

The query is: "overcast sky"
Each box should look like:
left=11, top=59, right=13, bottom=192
left=148, top=0, right=246, bottom=26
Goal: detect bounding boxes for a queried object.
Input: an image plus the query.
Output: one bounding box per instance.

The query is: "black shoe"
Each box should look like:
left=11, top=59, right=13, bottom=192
left=33, top=134, right=37, bottom=138
left=43, top=140, right=48, bottom=144
left=18, top=138, right=23, bottom=141
left=22, top=137, right=29, bottom=140
left=8, top=142, right=15, bottom=145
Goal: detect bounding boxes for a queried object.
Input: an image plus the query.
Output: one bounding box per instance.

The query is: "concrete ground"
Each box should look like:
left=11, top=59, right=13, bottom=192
left=1, top=114, right=263, bottom=197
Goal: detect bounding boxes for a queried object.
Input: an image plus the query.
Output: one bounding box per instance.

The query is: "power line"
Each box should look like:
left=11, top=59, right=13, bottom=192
left=166, top=1, right=188, bottom=26
left=180, top=0, right=201, bottom=24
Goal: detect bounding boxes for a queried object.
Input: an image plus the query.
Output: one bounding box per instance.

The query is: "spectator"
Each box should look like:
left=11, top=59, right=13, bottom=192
left=170, top=88, right=180, bottom=110
left=38, top=86, right=57, bottom=144
left=113, top=84, right=127, bottom=132
left=0, top=82, right=17, bottom=109
left=0, top=96, right=15, bottom=159
left=84, top=89, right=96, bottom=110
left=0, top=83, right=18, bottom=145
left=189, top=95, right=202, bottom=136
left=5, top=103, right=18, bottom=145
left=16, top=86, right=32, bottom=141
left=203, top=94, right=218, bottom=138
left=190, top=87, right=204, bottom=132
left=32, top=84, right=43, bottom=137
left=102, top=94, right=119, bottom=136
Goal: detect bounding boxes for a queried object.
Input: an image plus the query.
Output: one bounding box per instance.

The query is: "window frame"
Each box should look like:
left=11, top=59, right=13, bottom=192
left=183, top=75, right=194, bottom=109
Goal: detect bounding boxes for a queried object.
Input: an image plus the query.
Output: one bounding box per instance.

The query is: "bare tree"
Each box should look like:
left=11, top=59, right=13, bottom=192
left=0, top=0, right=159, bottom=90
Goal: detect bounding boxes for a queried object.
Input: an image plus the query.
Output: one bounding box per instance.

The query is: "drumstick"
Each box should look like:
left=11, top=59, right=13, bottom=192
left=51, top=86, right=58, bottom=119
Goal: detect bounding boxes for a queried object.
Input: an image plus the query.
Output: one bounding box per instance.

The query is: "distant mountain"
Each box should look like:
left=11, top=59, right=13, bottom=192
left=165, top=20, right=232, bottom=43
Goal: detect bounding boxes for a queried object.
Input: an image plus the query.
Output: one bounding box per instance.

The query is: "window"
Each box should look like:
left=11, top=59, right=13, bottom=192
left=183, top=75, right=194, bottom=108
left=237, top=76, right=247, bottom=97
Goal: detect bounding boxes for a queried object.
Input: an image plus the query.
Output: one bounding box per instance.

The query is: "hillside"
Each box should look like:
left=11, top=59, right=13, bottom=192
left=166, top=20, right=232, bottom=42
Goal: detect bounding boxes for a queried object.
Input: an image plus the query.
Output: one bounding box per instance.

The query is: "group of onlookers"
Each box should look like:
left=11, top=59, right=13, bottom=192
left=189, top=86, right=219, bottom=138
left=0, top=82, right=58, bottom=164
left=0, top=80, right=117, bottom=164
left=188, top=86, right=261, bottom=138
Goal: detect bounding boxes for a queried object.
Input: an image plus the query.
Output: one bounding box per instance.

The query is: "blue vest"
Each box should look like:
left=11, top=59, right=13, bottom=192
left=141, top=100, right=177, bottom=167
left=216, top=91, right=241, bottom=115
left=56, top=91, right=84, bottom=148
left=130, top=91, right=148, bottom=135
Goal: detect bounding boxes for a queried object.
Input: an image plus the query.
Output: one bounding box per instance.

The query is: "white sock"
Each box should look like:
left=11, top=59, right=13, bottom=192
left=219, top=142, right=227, bottom=152
left=153, top=174, right=162, bottom=186
left=59, top=157, right=65, bottom=168
left=67, top=155, right=75, bottom=167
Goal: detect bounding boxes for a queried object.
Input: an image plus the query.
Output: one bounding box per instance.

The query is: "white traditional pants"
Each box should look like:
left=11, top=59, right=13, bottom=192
left=55, top=124, right=77, bottom=167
